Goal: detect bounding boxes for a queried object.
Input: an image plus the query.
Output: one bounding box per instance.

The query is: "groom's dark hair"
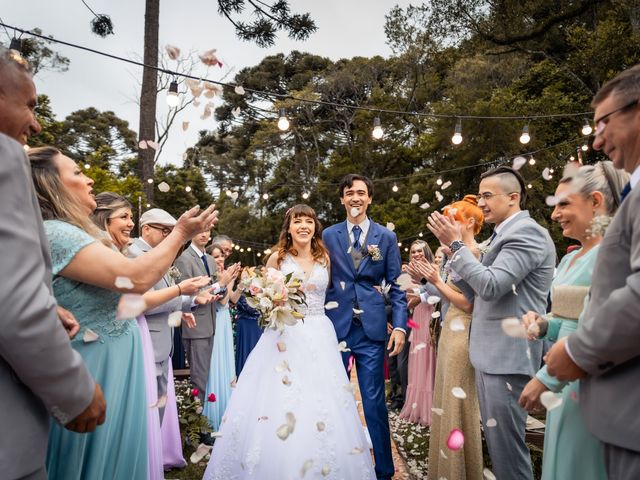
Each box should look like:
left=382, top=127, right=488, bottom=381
left=339, top=174, right=374, bottom=198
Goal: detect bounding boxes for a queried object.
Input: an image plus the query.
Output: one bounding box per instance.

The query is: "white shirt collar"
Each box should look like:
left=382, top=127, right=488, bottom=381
left=347, top=217, right=370, bottom=240
left=494, top=210, right=521, bottom=235
left=190, top=242, right=206, bottom=256
left=629, top=165, right=640, bottom=189
left=137, top=237, right=151, bottom=250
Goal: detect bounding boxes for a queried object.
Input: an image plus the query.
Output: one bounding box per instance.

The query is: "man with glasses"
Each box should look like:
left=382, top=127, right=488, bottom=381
left=546, top=65, right=640, bottom=479
left=428, top=166, right=555, bottom=480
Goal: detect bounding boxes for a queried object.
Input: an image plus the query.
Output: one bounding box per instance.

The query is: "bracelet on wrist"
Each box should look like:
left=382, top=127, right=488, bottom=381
left=177, top=284, right=182, bottom=296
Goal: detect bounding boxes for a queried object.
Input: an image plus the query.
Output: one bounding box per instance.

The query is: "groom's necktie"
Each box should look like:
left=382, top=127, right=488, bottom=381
left=620, top=182, right=632, bottom=203
left=201, top=254, right=211, bottom=277
left=352, top=225, right=362, bottom=250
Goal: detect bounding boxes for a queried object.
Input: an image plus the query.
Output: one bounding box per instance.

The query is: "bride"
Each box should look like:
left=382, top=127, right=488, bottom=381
left=203, top=204, right=376, bottom=479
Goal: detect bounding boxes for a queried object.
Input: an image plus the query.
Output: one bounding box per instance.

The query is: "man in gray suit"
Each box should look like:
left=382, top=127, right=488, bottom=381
left=429, top=166, right=555, bottom=480
left=0, top=47, right=105, bottom=479
left=175, top=230, right=237, bottom=402
left=546, top=65, right=640, bottom=479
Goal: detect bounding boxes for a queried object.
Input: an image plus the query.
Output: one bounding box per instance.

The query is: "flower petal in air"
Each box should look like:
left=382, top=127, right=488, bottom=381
left=451, top=387, right=467, bottom=399
left=449, top=318, right=465, bottom=332
left=115, top=276, right=134, bottom=289
left=446, top=428, right=465, bottom=450
left=165, top=44, right=180, bottom=60
left=234, top=85, right=245, bottom=95
left=540, top=391, right=563, bottom=411
left=158, top=181, right=170, bottom=193
left=116, top=294, right=146, bottom=320
left=512, top=156, right=527, bottom=170
left=410, top=193, right=419, bottom=204
left=82, top=328, right=99, bottom=343
left=167, top=311, right=182, bottom=327
left=325, top=301, right=339, bottom=310
left=501, top=317, right=527, bottom=339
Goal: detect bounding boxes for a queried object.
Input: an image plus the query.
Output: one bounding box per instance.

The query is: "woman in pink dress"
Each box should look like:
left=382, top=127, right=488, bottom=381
left=399, top=240, right=437, bottom=425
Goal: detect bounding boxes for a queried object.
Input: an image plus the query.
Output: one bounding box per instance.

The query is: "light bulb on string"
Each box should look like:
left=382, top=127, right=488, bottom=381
left=147, top=178, right=154, bottom=184
left=185, top=186, right=192, bottom=192
left=372, top=117, right=384, bottom=140
left=392, top=183, right=399, bottom=193
left=9, top=37, right=22, bottom=53
left=262, top=193, right=269, bottom=200
left=234, top=245, right=240, bottom=251
left=146, top=203, right=151, bottom=208
left=247, top=247, right=252, bottom=252
left=240, top=248, right=245, bottom=253
left=581, top=140, right=589, bottom=152
left=23, top=144, right=30, bottom=151
left=84, top=163, right=91, bottom=169
left=519, top=124, right=531, bottom=144
left=436, top=177, right=443, bottom=186
left=549, top=168, right=555, bottom=174
left=527, top=184, right=532, bottom=189
left=418, top=232, right=423, bottom=237
left=277, top=108, right=290, bottom=131
left=397, top=242, right=402, bottom=247
left=257, top=252, right=262, bottom=257
left=166, top=80, right=179, bottom=108
left=581, top=118, right=593, bottom=136
left=528, top=156, right=536, bottom=165
left=302, top=192, right=309, bottom=200
left=451, top=119, right=463, bottom=145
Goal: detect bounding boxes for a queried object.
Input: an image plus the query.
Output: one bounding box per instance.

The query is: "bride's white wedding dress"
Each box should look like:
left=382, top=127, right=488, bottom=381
left=203, top=255, right=376, bottom=479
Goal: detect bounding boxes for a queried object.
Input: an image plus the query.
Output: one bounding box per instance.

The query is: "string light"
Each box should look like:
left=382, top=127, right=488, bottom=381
left=185, top=186, right=192, bottom=192
left=581, top=118, right=593, bottom=136
left=240, top=248, right=245, bottom=252
left=147, top=178, right=154, bottom=184
left=234, top=245, right=240, bottom=251
left=418, top=232, right=423, bottom=237
left=392, top=183, right=399, bottom=192
left=302, top=192, right=309, bottom=199
left=581, top=140, right=589, bottom=151
left=451, top=119, right=463, bottom=145
left=146, top=203, right=151, bottom=207
left=247, top=247, right=252, bottom=252
left=84, top=163, right=90, bottom=169
left=519, top=124, right=531, bottom=144
left=397, top=242, right=402, bottom=247
left=528, top=156, right=536, bottom=165
left=166, top=80, right=179, bottom=108
left=257, top=252, right=262, bottom=257
left=277, top=108, right=290, bottom=131
left=372, top=117, right=384, bottom=140
left=527, top=183, right=532, bottom=189
left=436, top=178, right=443, bottom=186
left=262, top=193, right=269, bottom=200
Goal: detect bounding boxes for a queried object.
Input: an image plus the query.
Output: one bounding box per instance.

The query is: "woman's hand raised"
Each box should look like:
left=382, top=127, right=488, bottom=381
left=172, top=205, right=219, bottom=242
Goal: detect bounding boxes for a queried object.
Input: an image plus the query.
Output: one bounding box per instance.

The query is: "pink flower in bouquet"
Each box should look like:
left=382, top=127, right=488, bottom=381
left=191, top=388, right=200, bottom=397
left=208, top=393, right=217, bottom=402
left=249, top=278, right=263, bottom=296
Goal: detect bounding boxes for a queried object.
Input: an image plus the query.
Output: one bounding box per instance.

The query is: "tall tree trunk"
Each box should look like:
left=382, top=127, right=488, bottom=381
left=138, top=0, right=160, bottom=204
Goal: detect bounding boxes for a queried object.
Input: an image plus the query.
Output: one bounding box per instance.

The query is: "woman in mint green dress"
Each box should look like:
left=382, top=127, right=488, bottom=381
left=519, top=161, right=628, bottom=480
left=27, top=147, right=218, bottom=479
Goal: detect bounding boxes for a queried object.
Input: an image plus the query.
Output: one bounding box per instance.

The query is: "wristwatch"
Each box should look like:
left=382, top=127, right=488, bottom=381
left=449, top=240, right=465, bottom=254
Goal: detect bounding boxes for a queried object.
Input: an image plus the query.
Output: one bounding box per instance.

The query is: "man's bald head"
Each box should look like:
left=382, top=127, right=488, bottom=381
left=0, top=47, right=41, bottom=144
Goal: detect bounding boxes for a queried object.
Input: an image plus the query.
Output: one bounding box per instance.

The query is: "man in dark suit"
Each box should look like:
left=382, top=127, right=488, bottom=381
left=546, top=64, right=640, bottom=479
left=0, top=47, right=105, bottom=480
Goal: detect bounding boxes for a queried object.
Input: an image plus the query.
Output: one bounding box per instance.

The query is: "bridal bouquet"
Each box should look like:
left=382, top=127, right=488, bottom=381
left=238, top=267, right=307, bottom=332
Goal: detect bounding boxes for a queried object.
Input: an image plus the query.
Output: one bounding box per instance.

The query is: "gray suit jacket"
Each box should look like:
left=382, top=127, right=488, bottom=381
left=128, top=238, right=191, bottom=363
left=454, top=211, right=556, bottom=376
left=568, top=184, right=640, bottom=451
left=174, top=245, right=216, bottom=340
left=0, top=134, right=95, bottom=479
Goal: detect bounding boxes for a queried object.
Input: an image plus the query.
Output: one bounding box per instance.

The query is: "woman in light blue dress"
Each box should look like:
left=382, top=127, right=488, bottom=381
left=519, top=161, right=628, bottom=480
left=27, top=146, right=217, bottom=480
left=203, top=246, right=237, bottom=431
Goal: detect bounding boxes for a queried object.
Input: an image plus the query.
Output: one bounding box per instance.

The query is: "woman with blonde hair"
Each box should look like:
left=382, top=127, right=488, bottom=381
left=28, top=146, right=217, bottom=480
left=411, top=194, right=485, bottom=480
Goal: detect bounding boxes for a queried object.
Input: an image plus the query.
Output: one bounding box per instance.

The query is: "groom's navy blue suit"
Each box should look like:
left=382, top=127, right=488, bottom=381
left=323, top=219, right=407, bottom=479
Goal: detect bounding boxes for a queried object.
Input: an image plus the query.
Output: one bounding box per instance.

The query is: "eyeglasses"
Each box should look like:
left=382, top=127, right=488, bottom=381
left=476, top=192, right=516, bottom=202
left=594, top=100, right=638, bottom=136
left=146, top=224, right=172, bottom=236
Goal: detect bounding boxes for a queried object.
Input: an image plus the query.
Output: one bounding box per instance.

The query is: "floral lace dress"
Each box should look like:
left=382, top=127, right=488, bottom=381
left=203, top=255, right=375, bottom=479
left=44, top=220, right=147, bottom=480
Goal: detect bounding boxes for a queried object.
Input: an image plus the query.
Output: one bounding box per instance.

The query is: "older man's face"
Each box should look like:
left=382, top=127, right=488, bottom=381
left=0, top=69, right=41, bottom=144
left=221, top=240, right=233, bottom=258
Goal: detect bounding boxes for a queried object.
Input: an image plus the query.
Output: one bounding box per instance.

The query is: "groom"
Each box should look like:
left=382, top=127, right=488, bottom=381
left=323, top=174, right=407, bottom=480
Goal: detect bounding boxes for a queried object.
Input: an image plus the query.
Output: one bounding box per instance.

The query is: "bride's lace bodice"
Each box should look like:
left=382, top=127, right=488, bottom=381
left=280, top=254, right=328, bottom=316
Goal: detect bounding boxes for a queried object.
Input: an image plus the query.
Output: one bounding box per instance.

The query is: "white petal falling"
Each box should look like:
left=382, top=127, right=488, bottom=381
left=199, top=49, right=223, bottom=67
left=82, top=328, right=99, bottom=343
left=167, top=311, right=182, bottom=327
left=440, top=449, right=448, bottom=459
left=395, top=273, right=413, bottom=291
left=431, top=407, right=444, bottom=416
left=420, top=202, right=431, bottom=210
left=501, top=317, right=527, bottom=339
left=410, top=193, right=419, bottom=204
left=449, top=318, right=465, bottom=332
left=435, top=191, right=444, bottom=202
left=413, top=342, right=427, bottom=352
left=432, top=311, right=441, bottom=319
left=138, top=140, right=148, bottom=149
left=412, top=402, right=418, bottom=409
left=451, top=387, right=467, bottom=399
left=165, top=45, right=180, bottom=60
left=316, top=421, right=326, bottom=432
left=230, top=377, right=237, bottom=388
left=352, top=308, right=364, bottom=315
left=277, top=341, right=287, bottom=352
left=211, top=431, right=223, bottom=438
left=321, top=465, right=331, bottom=476
left=337, top=341, right=351, bottom=352
left=230, top=191, right=239, bottom=201
left=147, top=141, right=159, bottom=151
left=115, top=276, right=134, bottom=289
left=189, top=444, right=212, bottom=464
left=486, top=418, right=498, bottom=427
left=275, top=360, right=291, bottom=373
left=540, top=391, right=563, bottom=411
left=483, top=468, right=497, bottom=480
left=182, top=121, right=189, bottom=131
left=116, top=294, right=146, bottom=320
left=281, top=376, right=292, bottom=386
left=339, top=281, right=346, bottom=290
left=158, top=181, right=170, bottom=193
left=232, top=107, right=241, bottom=118
left=386, top=222, right=395, bottom=231
left=427, top=295, right=441, bottom=305
left=512, top=156, right=527, bottom=170
left=542, top=167, right=552, bottom=180
left=350, top=207, right=359, bottom=217
left=441, top=181, right=452, bottom=190
left=506, top=382, right=513, bottom=391
left=347, top=246, right=352, bottom=254
left=325, top=301, right=339, bottom=310
left=349, top=447, right=364, bottom=455
left=300, top=459, right=314, bottom=478
left=512, top=284, right=518, bottom=296
left=276, top=423, right=291, bottom=441
left=234, top=85, right=246, bottom=95
left=285, top=412, right=296, bottom=430
left=545, top=195, right=560, bottom=206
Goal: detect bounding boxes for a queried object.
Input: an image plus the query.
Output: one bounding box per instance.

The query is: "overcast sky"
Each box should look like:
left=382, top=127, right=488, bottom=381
left=2, top=0, right=412, bottom=165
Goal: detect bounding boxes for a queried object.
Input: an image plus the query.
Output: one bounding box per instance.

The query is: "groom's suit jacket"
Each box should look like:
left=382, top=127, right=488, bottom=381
left=323, top=220, right=407, bottom=342
left=0, top=134, right=95, bottom=479
left=128, top=238, right=192, bottom=363
left=567, top=183, right=640, bottom=451
left=453, top=211, right=555, bottom=376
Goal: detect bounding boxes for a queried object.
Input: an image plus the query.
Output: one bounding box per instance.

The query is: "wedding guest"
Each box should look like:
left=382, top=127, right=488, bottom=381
left=210, top=234, right=234, bottom=259
left=0, top=48, right=104, bottom=480
left=428, top=166, right=555, bottom=480
left=28, top=146, right=217, bottom=479
left=414, top=195, right=484, bottom=480
left=519, top=161, right=627, bottom=480
left=234, top=294, right=263, bottom=375
left=203, top=246, right=241, bottom=430
left=545, top=65, right=640, bottom=479
left=399, top=240, right=437, bottom=425
left=161, top=362, right=187, bottom=470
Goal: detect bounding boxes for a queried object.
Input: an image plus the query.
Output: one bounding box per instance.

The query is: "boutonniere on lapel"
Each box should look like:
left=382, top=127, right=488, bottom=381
left=168, top=266, right=182, bottom=284
left=366, top=245, right=383, bottom=261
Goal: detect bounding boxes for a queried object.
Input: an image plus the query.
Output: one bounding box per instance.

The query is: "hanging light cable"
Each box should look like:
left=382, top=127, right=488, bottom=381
left=372, top=117, right=384, bottom=140
left=277, top=108, right=290, bottom=131
left=519, top=124, right=531, bottom=144
left=451, top=119, right=463, bottom=145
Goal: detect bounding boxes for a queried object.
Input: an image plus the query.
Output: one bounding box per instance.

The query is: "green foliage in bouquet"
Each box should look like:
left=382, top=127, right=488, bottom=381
left=175, top=380, right=212, bottom=446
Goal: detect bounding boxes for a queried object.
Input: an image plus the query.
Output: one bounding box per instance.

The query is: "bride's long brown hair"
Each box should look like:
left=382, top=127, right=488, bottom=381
left=274, top=204, right=329, bottom=268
